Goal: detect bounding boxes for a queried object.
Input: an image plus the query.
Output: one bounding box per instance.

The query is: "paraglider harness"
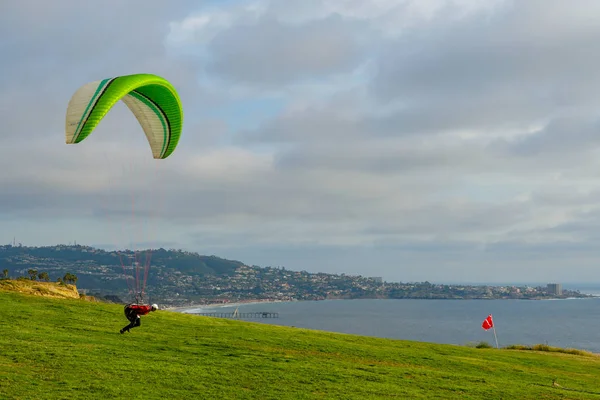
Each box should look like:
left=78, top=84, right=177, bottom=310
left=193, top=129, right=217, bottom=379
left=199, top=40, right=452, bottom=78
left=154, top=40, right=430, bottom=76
left=120, top=293, right=152, bottom=334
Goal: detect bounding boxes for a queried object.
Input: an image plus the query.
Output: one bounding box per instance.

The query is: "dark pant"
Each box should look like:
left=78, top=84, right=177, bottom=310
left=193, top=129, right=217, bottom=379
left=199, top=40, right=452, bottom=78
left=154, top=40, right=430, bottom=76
left=121, top=315, right=140, bottom=332
left=121, top=308, right=141, bottom=333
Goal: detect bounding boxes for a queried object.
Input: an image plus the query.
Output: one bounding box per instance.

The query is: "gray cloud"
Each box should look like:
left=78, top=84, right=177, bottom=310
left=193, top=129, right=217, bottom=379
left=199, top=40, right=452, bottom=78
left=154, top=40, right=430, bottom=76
left=206, top=14, right=370, bottom=86
left=371, top=0, right=600, bottom=132
left=489, top=117, right=600, bottom=157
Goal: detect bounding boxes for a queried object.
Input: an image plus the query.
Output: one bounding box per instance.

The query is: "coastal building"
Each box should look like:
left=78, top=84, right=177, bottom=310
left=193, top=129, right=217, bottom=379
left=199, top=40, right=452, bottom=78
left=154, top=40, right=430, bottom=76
left=547, top=283, right=562, bottom=296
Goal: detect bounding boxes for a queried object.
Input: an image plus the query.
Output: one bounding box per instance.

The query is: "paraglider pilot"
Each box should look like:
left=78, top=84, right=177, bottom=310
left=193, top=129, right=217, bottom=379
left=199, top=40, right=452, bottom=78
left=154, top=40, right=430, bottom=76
left=120, top=303, right=158, bottom=334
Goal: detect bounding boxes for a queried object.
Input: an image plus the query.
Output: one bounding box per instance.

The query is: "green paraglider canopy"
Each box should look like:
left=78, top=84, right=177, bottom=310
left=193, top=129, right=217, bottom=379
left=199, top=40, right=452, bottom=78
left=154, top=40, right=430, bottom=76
left=65, top=73, right=184, bottom=159
left=64, top=73, right=184, bottom=303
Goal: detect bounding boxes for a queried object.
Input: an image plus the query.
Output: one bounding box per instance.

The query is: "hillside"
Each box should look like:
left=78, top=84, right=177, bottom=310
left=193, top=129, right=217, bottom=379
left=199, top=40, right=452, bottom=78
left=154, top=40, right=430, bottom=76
left=0, top=278, right=86, bottom=300
left=0, top=244, right=589, bottom=307
left=0, top=244, right=246, bottom=304
left=2, top=290, right=600, bottom=399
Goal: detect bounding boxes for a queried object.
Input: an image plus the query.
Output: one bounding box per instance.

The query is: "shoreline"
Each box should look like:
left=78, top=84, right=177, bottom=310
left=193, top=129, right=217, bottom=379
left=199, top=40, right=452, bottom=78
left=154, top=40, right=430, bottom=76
left=166, top=299, right=295, bottom=313
left=164, top=295, right=600, bottom=312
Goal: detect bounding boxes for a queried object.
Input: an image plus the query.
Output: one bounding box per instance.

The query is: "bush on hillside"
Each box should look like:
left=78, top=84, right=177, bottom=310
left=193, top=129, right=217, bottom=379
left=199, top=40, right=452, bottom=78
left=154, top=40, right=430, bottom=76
left=27, top=269, right=38, bottom=280
left=504, top=344, right=595, bottom=357
left=38, top=272, right=50, bottom=282
left=63, top=273, right=78, bottom=284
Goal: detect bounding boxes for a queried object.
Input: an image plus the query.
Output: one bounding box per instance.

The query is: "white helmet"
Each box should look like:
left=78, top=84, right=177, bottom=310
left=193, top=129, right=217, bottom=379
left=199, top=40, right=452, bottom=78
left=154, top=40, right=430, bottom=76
left=151, top=304, right=159, bottom=311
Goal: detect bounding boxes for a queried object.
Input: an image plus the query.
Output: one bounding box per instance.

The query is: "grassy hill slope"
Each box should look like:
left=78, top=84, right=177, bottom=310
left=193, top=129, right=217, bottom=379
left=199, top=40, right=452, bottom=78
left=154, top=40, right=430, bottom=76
left=1, top=290, right=600, bottom=399
left=0, top=279, right=87, bottom=300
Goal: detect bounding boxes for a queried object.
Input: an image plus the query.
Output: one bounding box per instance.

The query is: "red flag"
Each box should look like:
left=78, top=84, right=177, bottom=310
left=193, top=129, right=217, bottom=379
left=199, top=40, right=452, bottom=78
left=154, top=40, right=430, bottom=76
left=481, top=314, right=494, bottom=330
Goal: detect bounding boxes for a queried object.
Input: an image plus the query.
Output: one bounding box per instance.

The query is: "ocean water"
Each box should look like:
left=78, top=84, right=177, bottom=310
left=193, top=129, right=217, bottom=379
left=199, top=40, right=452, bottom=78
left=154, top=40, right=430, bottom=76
left=180, top=293, right=600, bottom=353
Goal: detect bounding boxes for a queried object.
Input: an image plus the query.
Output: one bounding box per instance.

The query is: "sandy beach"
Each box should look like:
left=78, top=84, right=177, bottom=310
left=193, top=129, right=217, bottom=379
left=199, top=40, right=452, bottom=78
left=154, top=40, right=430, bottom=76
left=166, top=299, right=292, bottom=313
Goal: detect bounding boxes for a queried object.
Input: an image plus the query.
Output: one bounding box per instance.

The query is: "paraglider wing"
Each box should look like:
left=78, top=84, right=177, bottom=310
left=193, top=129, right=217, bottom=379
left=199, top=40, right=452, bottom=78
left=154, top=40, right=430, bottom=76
left=65, top=73, right=183, bottom=159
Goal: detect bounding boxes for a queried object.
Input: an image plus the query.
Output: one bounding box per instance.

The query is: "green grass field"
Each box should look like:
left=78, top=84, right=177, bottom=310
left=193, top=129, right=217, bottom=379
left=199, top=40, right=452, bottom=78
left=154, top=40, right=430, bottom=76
left=1, top=290, right=600, bottom=399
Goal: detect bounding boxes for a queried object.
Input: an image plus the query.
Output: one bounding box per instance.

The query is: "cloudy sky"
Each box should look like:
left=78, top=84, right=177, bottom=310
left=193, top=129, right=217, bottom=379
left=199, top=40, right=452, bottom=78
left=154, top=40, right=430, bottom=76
left=3, top=0, right=600, bottom=284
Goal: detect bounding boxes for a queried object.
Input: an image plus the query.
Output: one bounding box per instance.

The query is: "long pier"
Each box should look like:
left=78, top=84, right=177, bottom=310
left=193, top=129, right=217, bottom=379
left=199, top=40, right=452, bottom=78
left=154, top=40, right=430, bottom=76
left=196, top=311, right=279, bottom=319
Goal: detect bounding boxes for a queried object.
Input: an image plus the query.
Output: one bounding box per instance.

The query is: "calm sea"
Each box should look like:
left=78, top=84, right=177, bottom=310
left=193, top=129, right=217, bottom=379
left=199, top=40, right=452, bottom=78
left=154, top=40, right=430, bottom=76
left=178, top=285, right=600, bottom=353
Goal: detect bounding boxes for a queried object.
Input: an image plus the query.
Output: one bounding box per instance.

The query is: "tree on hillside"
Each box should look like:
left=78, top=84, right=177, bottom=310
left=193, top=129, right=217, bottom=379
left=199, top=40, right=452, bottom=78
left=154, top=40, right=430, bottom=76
left=2, top=269, right=8, bottom=279
left=56, top=277, right=64, bottom=285
left=27, top=269, right=38, bottom=281
left=63, top=273, right=78, bottom=284
left=38, top=272, right=50, bottom=282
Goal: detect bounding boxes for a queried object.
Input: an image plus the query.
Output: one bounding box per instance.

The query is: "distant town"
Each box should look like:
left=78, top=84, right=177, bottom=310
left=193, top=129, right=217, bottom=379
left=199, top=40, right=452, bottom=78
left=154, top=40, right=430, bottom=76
left=0, top=244, right=592, bottom=307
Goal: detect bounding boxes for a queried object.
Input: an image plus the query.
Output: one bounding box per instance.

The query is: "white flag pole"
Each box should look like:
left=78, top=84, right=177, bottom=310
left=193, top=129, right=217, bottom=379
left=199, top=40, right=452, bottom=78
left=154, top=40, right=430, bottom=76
left=492, top=318, right=499, bottom=349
